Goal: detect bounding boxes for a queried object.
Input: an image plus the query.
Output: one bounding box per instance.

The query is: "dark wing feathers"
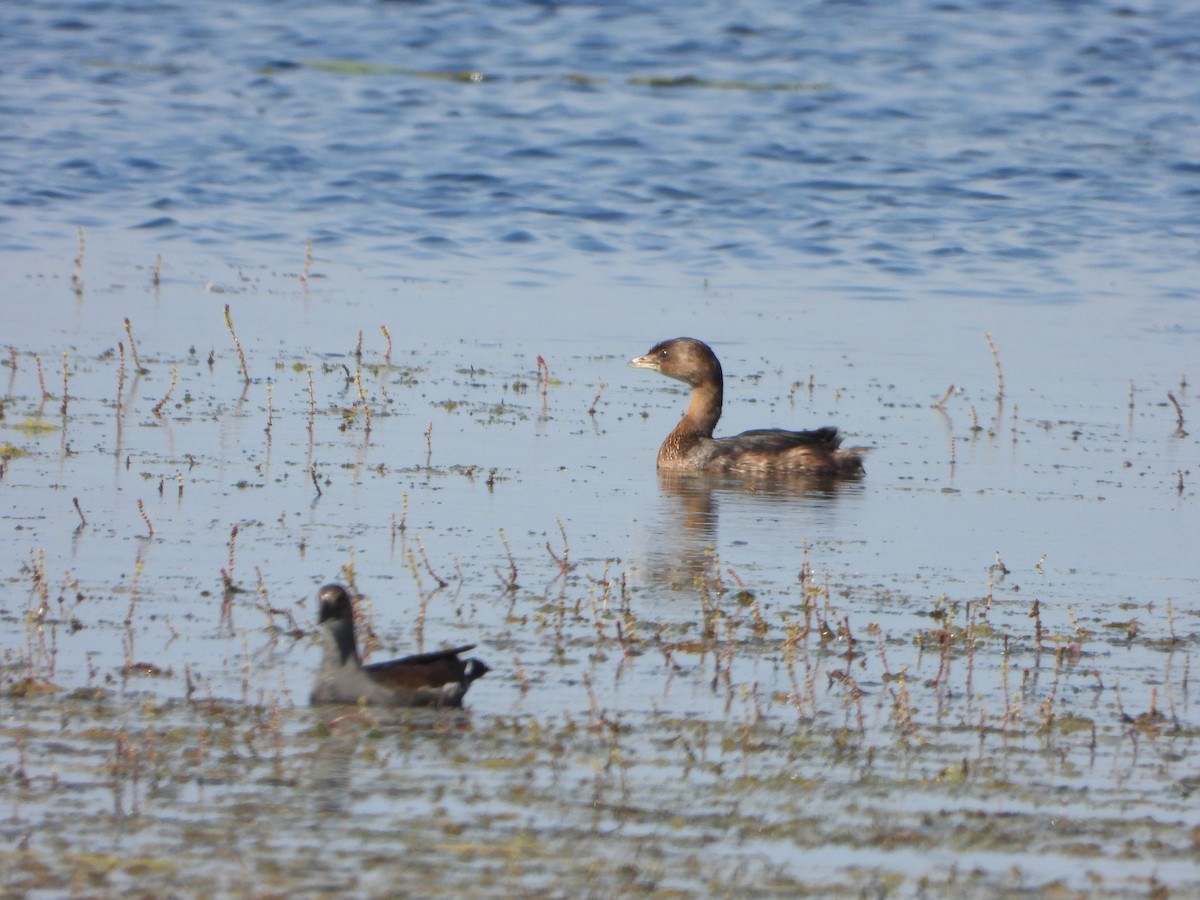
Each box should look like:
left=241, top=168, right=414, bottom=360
left=363, top=645, right=479, bottom=689
left=715, top=426, right=843, bottom=455
left=367, top=644, right=477, bottom=667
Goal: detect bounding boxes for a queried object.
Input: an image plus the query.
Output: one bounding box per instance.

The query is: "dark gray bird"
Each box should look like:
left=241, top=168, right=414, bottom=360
left=310, top=584, right=489, bottom=708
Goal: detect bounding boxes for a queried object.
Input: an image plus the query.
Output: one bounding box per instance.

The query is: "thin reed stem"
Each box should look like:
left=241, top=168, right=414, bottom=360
left=34, top=353, right=51, bottom=401
left=60, top=351, right=70, bottom=415
left=72, top=227, right=85, bottom=298
left=136, top=499, right=154, bottom=537
left=152, top=365, right=178, bottom=417
left=985, top=331, right=1004, bottom=403
left=224, top=304, right=250, bottom=383
left=1167, top=390, right=1187, bottom=437
left=124, top=318, right=147, bottom=374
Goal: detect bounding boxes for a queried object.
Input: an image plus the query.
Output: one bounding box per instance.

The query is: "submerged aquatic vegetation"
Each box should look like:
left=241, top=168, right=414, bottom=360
left=297, top=59, right=832, bottom=92
left=9, top=418, right=57, bottom=435
left=1, top=256, right=1198, bottom=897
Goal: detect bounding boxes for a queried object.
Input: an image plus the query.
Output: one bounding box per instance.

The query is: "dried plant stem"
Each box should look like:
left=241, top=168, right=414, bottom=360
left=512, top=655, right=530, bottom=695
left=928, top=615, right=953, bottom=689
left=1038, top=651, right=1064, bottom=733
left=152, top=254, right=162, bottom=287
left=124, top=318, right=147, bottom=374
left=546, top=518, right=571, bottom=576
left=381, top=325, right=393, bottom=366
left=301, top=238, right=313, bottom=285
left=1167, top=390, right=1187, bottom=437
left=964, top=603, right=977, bottom=704
left=73, top=497, right=87, bottom=530
left=60, top=351, right=70, bottom=415
left=933, top=383, right=955, bottom=409
left=583, top=672, right=601, bottom=728
left=400, top=551, right=428, bottom=648
left=424, top=421, right=433, bottom=466
left=152, top=365, right=178, bottom=417
left=116, top=343, right=126, bottom=415
left=999, top=635, right=1014, bottom=731
left=495, top=529, right=519, bottom=592
left=220, top=524, right=239, bottom=630
left=887, top=674, right=919, bottom=744
left=34, top=353, right=52, bottom=401
left=985, top=331, right=1004, bottom=403
left=537, top=355, right=549, bottom=407
left=122, top=558, right=144, bottom=670
left=24, top=549, right=50, bottom=681
left=114, top=346, right=126, bottom=454
left=588, top=381, right=607, bottom=416
left=1166, top=598, right=1179, bottom=645
left=226, top=523, right=239, bottom=584
left=72, top=227, right=85, bottom=298
left=264, top=381, right=274, bottom=439
left=136, top=499, right=154, bottom=537
left=224, top=304, right=250, bottom=383
left=253, top=566, right=299, bottom=637
left=306, top=365, right=316, bottom=439
left=415, top=537, right=448, bottom=588
left=354, top=365, right=371, bottom=436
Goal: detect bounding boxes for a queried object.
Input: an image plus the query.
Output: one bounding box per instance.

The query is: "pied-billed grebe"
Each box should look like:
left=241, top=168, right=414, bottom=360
left=629, top=337, right=865, bottom=476
left=311, top=584, right=489, bottom=708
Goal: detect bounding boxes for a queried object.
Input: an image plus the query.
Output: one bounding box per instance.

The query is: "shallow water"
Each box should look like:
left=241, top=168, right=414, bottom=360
left=3, top=0, right=1200, bottom=896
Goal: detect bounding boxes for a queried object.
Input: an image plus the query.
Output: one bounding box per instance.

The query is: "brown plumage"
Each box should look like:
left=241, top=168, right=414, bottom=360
left=311, top=584, right=489, bottom=708
left=629, top=337, right=865, bottom=477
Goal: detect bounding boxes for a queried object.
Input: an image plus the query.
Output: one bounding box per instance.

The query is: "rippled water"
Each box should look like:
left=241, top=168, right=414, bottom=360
left=3, top=0, right=1200, bottom=896
left=5, top=0, right=1199, bottom=286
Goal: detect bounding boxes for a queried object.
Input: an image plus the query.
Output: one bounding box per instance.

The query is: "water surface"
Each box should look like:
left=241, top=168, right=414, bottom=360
left=2, top=0, right=1199, bottom=895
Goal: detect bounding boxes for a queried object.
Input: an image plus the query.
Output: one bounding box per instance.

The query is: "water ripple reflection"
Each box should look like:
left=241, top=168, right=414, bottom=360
left=0, top=0, right=1194, bottom=296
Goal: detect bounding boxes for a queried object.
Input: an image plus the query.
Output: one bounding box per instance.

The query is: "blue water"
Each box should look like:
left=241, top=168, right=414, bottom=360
left=4, top=0, right=1198, bottom=296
